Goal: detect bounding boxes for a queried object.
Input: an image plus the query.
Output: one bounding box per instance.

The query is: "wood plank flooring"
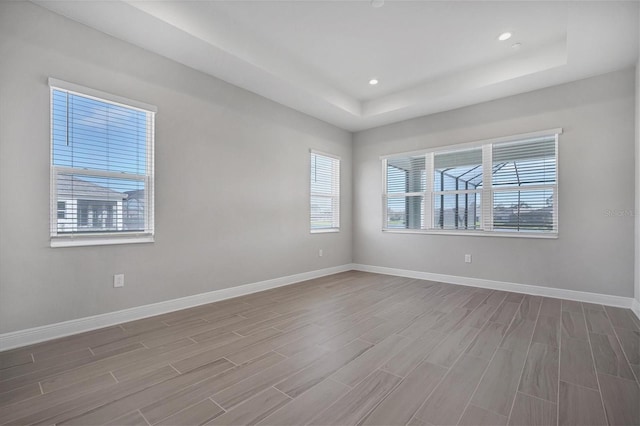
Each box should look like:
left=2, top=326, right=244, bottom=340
left=0, top=271, right=638, bottom=426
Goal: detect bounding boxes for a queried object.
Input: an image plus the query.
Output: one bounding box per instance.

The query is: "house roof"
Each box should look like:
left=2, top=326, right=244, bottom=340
left=57, top=175, right=128, bottom=201
left=124, top=189, right=145, bottom=200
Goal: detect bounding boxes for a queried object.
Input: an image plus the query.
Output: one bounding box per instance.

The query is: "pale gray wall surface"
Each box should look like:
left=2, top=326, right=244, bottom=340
left=634, top=6, right=640, bottom=305
left=0, top=2, right=352, bottom=333
left=354, top=69, right=636, bottom=297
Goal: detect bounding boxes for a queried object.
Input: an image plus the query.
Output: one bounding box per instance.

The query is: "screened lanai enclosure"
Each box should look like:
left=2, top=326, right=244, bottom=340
left=383, top=135, right=557, bottom=234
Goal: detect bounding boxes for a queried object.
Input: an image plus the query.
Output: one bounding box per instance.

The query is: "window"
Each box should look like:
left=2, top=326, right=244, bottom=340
left=385, top=155, right=425, bottom=230
left=433, top=148, right=483, bottom=231
left=310, top=150, right=340, bottom=232
left=382, top=129, right=560, bottom=237
left=49, top=78, right=156, bottom=247
left=57, top=201, right=66, bottom=219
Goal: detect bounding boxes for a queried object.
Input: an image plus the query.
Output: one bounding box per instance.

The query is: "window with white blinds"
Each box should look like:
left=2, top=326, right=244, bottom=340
left=434, top=148, right=483, bottom=231
left=49, top=79, right=156, bottom=247
left=382, top=130, right=560, bottom=237
left=310, top=151, right=340, bottom=233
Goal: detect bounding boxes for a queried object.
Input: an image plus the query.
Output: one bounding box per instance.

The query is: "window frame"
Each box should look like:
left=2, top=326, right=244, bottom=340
left=381, top=129, right=561, bottom=238
left=310, top=149, right=341, bottom=233
left=49, top=78, right=157, bottom=247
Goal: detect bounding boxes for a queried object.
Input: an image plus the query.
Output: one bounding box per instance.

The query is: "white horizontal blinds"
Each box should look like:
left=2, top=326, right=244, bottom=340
left=481, top=145, right=493, bottom=231
left=51, top=85, right=155, bottom=237
left=433, top=147, right=483, bottom=230
left=381, top=129, right=560, bottom=235
left=385, top=155, right=426, bottom=229
left=491, top=135, right=557, bottom=232
left=310, top=151, right=340, bottom=231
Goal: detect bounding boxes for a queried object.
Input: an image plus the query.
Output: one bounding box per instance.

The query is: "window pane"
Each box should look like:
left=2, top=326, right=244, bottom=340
left=386, top=156, right=425, bottom=193
left=434, top=148, right=483, bottom=191
left=386, top=196, right=423, bottom=229
left=493, top=137, right=556, bottom=187
left=434, top=193, right=481, bottom=230
left=52, top=90, right=149, bottom=175
left=310, top=152, right=340, bottom=230
left=55, top=173, right=146, bottom=234
left=493, top=189, right=554, bottom=231
left=386, top=163, right=407, bottom=194
left=311, top=195, right=338, bottom=229
left=311, top=154, right=339, bottom=196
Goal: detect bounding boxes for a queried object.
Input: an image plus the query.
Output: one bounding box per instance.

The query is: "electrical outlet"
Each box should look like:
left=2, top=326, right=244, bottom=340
left=113, top=274, right=125, bottom=288
left=464, top=254, right=472, bottom=263
left=319, top=249, right=323, bottom=257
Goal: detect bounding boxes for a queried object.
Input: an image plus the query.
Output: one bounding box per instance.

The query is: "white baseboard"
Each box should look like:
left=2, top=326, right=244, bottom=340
left=352, top=264, right=639, bottom=314
left=0, top=264, right=353, bottom=351
left=632, top=299, right=640, bottom=321
left=3, top=263, right=638, bottom=351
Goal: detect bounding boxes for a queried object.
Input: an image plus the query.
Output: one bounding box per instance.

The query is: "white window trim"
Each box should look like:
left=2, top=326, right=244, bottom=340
left=310, top=149, right=341, bottom=234
left=310, top=228, right=341, bottom=234
left=48, top=78, right=157, bottom=113
left=381, top=129, right=561, bottom=238
left=49, top=78, right=156, bottom=248
left=50, top=235, right=154, bottom=248
left=380, top=128, right=562, bottom=161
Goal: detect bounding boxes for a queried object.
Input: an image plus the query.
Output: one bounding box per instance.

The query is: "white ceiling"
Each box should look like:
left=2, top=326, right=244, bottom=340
left=35, top=1, right=639, bottom=132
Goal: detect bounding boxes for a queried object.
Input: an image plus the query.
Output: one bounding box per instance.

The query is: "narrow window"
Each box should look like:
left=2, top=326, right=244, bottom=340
left=310, top=151, right=340, bottom=233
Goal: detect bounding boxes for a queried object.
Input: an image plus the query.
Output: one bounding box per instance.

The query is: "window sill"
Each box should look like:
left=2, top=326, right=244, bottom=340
left=382, top=229, right=558, bottom=239
left=51, top=234, right=155, bottom=248
left=310, top=228, right=340, bottom=234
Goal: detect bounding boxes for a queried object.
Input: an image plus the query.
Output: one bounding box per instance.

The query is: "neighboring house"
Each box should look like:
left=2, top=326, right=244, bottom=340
left=56, top=175, right=128, bottom=233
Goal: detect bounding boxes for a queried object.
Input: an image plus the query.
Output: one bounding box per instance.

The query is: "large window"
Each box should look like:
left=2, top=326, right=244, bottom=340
left=310, top=150, right=340, bottom=233
left=50, top=79, right=156, bottom=247
left=382, top=130, right=560, bottom=237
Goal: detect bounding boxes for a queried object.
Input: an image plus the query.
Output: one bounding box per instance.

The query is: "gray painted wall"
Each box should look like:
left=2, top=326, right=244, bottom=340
left=353, top=69, right=636, bottom=297
left=636, top=54, right=640, bottom=304
left=0, top=2, right=352, bottom=333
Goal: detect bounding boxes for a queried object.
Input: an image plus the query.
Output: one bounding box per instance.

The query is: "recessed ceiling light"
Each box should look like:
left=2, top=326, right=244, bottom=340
left=369, top=79, right=379, bottom=85
left=371, top=0, right=384, bottom=8
left=498, top=32, right=512, bottom=41
left=511, top=42, right=522, bottom=49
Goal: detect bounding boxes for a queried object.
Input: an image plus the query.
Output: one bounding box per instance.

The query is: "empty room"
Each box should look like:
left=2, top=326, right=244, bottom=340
left=1, top=1, right=639, bottom=425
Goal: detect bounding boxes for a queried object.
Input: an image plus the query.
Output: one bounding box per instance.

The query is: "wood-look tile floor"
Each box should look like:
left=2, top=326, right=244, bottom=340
left=1, top=271, right=639, bottom=426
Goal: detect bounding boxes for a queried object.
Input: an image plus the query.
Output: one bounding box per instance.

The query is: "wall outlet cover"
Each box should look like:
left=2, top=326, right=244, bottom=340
left=114, top=274, right=125, bottom=288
